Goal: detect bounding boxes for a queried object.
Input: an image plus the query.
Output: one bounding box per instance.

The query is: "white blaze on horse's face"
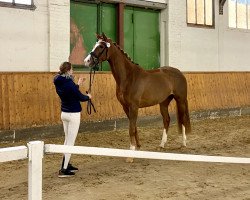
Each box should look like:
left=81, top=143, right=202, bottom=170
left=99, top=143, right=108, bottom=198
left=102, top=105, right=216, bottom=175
left=83, top=54, right=91, bottom=67
left=84, top=40, right=110, bottom=67
left=84, top=42, right=100, bottom=67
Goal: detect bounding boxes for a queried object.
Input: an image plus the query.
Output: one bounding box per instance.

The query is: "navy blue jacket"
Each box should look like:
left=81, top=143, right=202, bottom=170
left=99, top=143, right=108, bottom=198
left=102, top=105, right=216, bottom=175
left=54, top=74, right=89, bottom=112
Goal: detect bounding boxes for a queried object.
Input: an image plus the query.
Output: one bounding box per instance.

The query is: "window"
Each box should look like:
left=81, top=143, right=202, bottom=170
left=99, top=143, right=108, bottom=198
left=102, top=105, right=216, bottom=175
left=187, top=0, right=214, bottom=27
left=0, top=0, right=35, bottom=10
left=229, top=0, right=250, bottom=29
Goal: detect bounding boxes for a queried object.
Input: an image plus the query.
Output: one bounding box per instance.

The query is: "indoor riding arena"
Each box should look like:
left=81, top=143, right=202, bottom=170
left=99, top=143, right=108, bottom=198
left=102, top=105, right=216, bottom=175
left=0, top=0, right=249, bottom=200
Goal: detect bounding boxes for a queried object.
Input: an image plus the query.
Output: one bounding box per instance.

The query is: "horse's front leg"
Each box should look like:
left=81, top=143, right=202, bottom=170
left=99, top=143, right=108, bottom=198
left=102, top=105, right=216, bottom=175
left=126, top=105, right=139, bottom=163
left=135, top=127, right=141, bottom=149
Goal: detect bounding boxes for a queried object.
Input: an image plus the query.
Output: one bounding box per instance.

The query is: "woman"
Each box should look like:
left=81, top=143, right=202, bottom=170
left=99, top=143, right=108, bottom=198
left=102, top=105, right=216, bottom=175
left=54, top=61, right=92, bottom=177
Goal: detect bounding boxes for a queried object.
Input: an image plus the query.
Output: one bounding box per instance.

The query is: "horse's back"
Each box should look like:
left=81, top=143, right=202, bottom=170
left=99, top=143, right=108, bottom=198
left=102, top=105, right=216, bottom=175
left=147, top=66, right=187, bottom=96
left=146, top=66, right=186, bottom=81
left=160, top=66, right=184, bottom=75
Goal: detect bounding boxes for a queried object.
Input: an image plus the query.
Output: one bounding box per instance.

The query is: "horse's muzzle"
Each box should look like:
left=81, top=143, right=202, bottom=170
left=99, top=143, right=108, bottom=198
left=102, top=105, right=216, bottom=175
left=84, top=54, right=92, bottom=67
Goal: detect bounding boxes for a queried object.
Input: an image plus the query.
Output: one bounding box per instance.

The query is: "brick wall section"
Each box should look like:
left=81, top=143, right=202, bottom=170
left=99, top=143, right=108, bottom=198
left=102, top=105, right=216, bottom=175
left=49, top=0, right=70, bottom=72
left=0, top=0, right=49, bottom=71
left=167, top=1, right=185, bottom=68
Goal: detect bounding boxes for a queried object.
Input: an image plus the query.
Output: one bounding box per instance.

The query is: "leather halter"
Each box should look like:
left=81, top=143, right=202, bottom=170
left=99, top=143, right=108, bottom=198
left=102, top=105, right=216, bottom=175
left=89, top=42, right=109, bottom=70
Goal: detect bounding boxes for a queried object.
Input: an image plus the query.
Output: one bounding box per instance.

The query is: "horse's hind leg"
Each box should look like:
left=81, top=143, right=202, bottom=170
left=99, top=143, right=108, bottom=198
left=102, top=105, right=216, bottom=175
left=159, top=95, right=173, bottom=148
left=175, top=98, right=191, bottom=147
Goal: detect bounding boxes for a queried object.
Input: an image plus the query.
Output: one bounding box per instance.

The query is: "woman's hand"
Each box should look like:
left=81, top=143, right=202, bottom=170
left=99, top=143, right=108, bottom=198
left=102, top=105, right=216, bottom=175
left=78, top=77, right=86, bottom=85
left=87, top=93, right=92, bottom=99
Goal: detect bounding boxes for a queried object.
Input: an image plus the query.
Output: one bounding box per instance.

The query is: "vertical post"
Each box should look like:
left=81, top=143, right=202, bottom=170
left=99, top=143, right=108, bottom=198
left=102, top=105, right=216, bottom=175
left=27, top=141, right=44, bottom=200
left=117, top=3, right=124, bottom=49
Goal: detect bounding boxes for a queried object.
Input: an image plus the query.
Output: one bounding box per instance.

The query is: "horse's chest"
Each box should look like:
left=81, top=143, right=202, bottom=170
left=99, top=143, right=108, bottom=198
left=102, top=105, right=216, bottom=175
left=117, top=91, right=125, bottom=104
left=116, top=84, right=136, bottom=105
left=117, top=87, right=130, bottom=104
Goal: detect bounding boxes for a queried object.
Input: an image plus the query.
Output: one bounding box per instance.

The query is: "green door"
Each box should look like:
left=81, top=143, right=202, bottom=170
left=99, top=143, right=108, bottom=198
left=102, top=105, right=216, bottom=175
left=70, top=2, right=159, bottom=71
left=100, top=3, right=117, bottom=71
left=124, top=7, right=160, bottom=70
left=70, top=2, right=97, bottom=71
left=70, top=1, right=116, bottom=71
left=124, top=7, right=134, bottom=63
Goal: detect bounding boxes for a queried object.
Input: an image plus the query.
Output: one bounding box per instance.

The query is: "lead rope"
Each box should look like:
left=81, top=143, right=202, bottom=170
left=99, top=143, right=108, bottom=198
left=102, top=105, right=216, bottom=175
left=86, top=43, right=108, bottom=115
left=86, top=67, right=97, bottom=115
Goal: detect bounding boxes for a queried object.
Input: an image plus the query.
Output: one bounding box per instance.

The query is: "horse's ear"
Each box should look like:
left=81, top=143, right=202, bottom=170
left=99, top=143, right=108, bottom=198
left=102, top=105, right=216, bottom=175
left=96, top=33, right=102, bottom=40
left=101, top=32, right=108, bottom=41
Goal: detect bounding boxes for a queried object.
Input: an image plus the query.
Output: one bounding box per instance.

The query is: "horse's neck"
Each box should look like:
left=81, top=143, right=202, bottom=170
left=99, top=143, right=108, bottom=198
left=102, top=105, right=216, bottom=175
left=108, top=46, right=141, bottom=87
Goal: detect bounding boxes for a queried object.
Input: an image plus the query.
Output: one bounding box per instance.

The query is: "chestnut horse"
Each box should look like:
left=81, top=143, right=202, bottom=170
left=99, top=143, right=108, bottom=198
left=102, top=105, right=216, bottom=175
left=84, top=33, right=191, bottom=162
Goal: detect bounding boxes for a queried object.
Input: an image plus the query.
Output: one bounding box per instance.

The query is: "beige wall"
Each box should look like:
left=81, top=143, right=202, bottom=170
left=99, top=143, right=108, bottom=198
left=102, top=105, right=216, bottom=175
left=1, top=0, right=250, bottom=72
left=0, top=1, right=49, bottom=71
left=162, top=0, right=250, bottom=71
left=0, top=0, right=70, bottom=72
left=48, top=0, right=70, bottom=72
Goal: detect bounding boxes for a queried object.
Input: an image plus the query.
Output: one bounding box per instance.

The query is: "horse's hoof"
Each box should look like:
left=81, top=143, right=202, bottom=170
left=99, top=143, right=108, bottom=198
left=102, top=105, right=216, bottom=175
left=126, top=158, right=134, bottom=163
left=157, top=146, right=165, bottom=151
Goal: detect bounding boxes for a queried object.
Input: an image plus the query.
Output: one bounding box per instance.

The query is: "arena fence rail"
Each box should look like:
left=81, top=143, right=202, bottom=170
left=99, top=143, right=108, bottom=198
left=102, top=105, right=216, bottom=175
left=0, top=141, right=44, bottom=200
left=1, top=141, right=250, bottom=200
left=0, top=145, right=27, bottom=162
left=45, top=144, right=250, bottom=164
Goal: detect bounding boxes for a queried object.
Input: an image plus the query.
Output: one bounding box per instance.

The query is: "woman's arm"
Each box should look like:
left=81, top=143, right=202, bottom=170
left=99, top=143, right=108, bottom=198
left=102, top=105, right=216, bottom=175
left=71, top=82, right=91, bottom=102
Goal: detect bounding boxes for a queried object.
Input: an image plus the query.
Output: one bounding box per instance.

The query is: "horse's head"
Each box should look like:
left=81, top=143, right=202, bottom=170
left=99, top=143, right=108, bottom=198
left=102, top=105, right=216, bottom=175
left=84, top=33, right=112, bottom=69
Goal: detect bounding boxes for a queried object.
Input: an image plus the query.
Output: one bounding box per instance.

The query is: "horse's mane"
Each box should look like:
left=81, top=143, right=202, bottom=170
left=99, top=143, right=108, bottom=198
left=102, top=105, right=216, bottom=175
left=113, top=42, right=139, bottom=66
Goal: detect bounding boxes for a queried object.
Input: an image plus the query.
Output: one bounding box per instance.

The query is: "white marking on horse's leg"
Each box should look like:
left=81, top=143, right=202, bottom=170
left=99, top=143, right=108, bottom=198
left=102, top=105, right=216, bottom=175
left=126, top=144, right=135, bottom=163
left=182, top=125, right=187, bottom=147
left=130, top=144, right=136, bottom=151
left=159, top=129, right=167, bottom=148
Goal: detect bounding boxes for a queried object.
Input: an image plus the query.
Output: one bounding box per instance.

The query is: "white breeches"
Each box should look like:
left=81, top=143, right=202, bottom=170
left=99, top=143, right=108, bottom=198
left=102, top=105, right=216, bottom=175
left=61, top=112, right=81, bottom=169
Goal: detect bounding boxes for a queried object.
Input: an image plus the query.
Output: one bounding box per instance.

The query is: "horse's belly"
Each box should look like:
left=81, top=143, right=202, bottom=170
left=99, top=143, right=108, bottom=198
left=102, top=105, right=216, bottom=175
left=139, top=101, right=159, bottom=108
left=139, top=85, right=171, bottom=107
left=139, top=95, right=168, bottom=108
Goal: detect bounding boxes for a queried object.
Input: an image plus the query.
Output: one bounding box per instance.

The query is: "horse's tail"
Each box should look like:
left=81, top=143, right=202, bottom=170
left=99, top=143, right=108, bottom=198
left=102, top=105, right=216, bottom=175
left=176, top=98, right=191, bottom=134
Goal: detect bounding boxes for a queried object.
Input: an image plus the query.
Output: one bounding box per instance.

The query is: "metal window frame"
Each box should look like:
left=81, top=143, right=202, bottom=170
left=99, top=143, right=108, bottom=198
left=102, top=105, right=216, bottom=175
left=0, top=0, right=36, bottom=10
left=186, top=0, right=215, bottom=28
left=247, top=0, right=249, bottom=29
